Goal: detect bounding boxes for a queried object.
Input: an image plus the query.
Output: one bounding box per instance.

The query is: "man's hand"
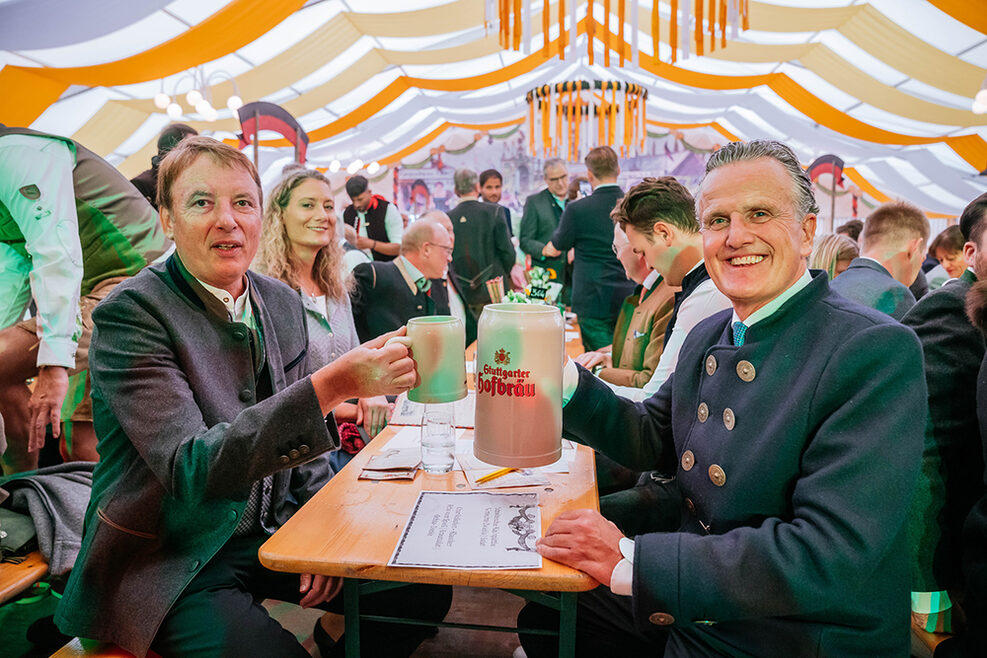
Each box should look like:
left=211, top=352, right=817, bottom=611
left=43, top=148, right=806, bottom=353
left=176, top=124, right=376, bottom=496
left=28, top=365, right=69, bottom=452
left=357, top=395, right=392, bottom=437
left=510, top=264, right=527, bottom=291
left=574, top=351, right=610, bottom=370
left=354, top=234, right=375, bottom=250
left=542, top=242, right=562, bottom=258
left=536, top=509, right=625, bottom=587
left=299, top=573, right=343, bottom=608
left=312, top=328, right=417, bottom=413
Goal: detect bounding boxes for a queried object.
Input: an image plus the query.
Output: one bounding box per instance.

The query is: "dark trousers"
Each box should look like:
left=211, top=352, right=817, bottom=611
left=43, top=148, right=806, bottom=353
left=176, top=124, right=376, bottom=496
left=152, top=535, right=452, bottom=658
left=517, top=586, right=667, bottom=657
left=577, top=316, right=616, bottom=352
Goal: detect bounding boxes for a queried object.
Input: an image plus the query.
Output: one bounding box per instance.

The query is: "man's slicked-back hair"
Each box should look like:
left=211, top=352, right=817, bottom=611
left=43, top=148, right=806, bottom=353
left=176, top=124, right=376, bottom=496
left=700, top=140, right=820, bottom=218
left=453, top=168, right=478, bottom=196
left=861, top=200, right=930, bottom=250
left=612, top=177, right=698, bottom=236
left=157, top=135, right=261, bottom=212
left=959, top=192, right=987, bottom=244
left=479, top=169, right=502, bottom=187
left=345, top=174, right=369, bottom=199
left=585, top=146, right=619, bottom=179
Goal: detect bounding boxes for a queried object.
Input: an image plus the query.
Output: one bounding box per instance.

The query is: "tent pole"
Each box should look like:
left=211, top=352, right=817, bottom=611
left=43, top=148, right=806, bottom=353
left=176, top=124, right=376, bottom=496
left=830, top=174, right=837, bottom=233
left=253, top=111, right=260, bottom=169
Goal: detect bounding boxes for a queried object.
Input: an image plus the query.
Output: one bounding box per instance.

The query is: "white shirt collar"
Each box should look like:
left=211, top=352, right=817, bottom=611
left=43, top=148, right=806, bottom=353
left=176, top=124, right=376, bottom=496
left=196, top=276, right=252, bottom=324
left=731, top=269, right=812, bottom=328
left=642, top=270, right=660, bottom=290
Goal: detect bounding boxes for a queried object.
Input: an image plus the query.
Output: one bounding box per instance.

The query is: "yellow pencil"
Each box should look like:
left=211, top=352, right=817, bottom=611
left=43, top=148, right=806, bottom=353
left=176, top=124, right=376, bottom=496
left=475, top=467, right=517, bottom=484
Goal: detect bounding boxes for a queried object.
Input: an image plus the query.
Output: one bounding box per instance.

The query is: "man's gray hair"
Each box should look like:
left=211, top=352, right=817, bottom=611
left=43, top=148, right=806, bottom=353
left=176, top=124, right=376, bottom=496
left=700, top=140, right=820, bottom=218
left=543, top=158, right=566, bottom=177
left=453, top=168, right=478, bottom=196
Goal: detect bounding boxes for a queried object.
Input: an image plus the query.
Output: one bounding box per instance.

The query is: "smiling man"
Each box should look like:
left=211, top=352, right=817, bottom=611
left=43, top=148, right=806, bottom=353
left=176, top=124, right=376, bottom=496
left=518, top=140, right=926, bottom=657
left=55, top=138, right=450, bottom=657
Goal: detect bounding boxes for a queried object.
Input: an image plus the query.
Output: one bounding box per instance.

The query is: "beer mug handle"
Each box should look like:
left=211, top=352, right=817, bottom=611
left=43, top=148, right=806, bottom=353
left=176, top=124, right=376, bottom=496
left=384, top=335, right=413, bottom=348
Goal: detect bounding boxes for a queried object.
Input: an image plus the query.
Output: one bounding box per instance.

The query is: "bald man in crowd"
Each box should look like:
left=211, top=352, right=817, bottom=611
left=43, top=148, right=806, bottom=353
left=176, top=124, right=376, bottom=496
left=350, top=218, right=453, bottom=342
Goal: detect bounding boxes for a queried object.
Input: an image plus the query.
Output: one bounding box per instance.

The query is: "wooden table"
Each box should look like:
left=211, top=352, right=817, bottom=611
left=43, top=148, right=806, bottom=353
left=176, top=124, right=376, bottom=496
left=259, top=427, right=598, bottom=657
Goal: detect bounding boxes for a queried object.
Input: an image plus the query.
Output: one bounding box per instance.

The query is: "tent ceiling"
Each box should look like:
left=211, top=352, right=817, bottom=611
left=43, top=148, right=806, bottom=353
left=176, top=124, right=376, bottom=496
left=1, top=0, right=985, bottom=215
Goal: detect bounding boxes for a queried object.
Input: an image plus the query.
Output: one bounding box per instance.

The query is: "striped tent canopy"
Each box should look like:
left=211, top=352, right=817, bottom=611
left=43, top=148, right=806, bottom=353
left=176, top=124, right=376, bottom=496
left=2, top=0, right=985, bottom=217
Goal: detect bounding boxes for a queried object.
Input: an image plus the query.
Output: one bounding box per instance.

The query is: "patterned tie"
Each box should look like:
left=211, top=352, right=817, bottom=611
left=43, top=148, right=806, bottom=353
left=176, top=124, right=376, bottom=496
left=732, top=321, right=748, bottom=347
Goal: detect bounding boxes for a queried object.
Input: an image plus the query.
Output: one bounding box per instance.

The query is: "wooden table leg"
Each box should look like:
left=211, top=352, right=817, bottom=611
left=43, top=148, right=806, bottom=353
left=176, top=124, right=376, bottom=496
left=343, top=578, right=360, bottom=657
left=558, top=592, right=577, bottom=658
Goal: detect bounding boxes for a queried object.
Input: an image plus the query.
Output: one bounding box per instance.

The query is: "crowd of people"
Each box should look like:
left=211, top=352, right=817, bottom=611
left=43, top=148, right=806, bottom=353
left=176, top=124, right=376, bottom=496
left=2, top=121, right=987, bottom=657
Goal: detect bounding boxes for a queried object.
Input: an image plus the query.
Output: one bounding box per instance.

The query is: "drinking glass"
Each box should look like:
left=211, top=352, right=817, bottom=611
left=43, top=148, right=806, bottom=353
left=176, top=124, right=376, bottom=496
left=420, top=404, right=455, bottom=473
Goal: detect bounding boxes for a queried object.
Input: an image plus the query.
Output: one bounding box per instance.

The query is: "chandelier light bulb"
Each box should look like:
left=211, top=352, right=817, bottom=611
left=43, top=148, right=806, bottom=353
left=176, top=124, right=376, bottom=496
left=367, top=161, right=381, bottom=175
left=328, top=160, right=341, bottom=173
left=203, top=107, right=219, bottom=122
left=154, top=92, right=170, bottom=109
left=166, top=102, right=183, bottom=119
left=973, top=100, right=987, bottom=115
left=195, top=99, right=212, bottom=115
left=186, top=89, right=203, bottom=106
left=226, top=95, right=243, bottom=111
left=976, top=88, right=987, bottom=106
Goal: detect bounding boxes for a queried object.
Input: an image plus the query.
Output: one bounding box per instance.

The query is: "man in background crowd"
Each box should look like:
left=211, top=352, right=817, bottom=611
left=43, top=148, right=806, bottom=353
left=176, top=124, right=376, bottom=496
left=129, top=123, right=198, bottom=209
left=829, top=200, right=929, bottom=320
left=520, top=158, right=570, bottom=294
left=0, top=124, right=172, bottom=473
left=478, top=168, right=514, bottom=237
left=350, top=219, right=452, bottom=342
left=342, top=174, right=402, bottom=261
left=543, top=146, right=635, bottom=351
left=903, top=192, right=987, bottom=643
left=447, top=168, right=515, bottom=320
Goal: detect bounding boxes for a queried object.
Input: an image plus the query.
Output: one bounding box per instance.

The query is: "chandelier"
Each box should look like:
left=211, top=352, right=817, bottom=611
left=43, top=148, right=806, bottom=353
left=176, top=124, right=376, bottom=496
left=525, top=80, right=648, bottom=161
left=153, top=66, right=243, bottom=122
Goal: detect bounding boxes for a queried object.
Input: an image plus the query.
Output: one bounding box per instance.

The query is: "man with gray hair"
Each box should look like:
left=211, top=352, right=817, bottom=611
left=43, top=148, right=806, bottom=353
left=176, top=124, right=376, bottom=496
left=518, top=139, right=925, bottom=656
left=447, top=168, right=515, bottom=320
left=520, top=158, right=570, bottom=287
left=350, top=218, right=453, bottom=342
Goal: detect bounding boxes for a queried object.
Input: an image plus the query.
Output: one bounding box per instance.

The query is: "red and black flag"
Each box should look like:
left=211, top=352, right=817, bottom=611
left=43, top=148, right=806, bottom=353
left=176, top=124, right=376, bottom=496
left=807, top=154, right=845, bottom=187
left=237, top=101, right=309, bottom=163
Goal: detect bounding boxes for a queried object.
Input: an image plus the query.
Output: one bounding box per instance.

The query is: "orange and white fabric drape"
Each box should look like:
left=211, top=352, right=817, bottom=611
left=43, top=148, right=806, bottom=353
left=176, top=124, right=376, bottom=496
left=526, top=80, right=648, bottom=160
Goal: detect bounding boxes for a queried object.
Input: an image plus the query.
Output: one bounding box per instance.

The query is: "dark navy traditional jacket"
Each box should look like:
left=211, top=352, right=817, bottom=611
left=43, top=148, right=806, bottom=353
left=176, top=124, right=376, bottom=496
left=563, top=271, right=926, bottom=656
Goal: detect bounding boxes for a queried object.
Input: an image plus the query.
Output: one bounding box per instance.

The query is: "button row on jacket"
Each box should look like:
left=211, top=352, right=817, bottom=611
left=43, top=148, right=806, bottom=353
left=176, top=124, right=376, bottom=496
left=705, top=354, right=757, bottom=383
left=278, top=444, right=311, bottom=465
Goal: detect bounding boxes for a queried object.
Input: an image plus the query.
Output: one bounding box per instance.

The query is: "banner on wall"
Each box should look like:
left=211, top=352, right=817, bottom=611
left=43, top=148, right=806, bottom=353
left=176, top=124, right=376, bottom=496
left=387, top=129, right=710, bottom=220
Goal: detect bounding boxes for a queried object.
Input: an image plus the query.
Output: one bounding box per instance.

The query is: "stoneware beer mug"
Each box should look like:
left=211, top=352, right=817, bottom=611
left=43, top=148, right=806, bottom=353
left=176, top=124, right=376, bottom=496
left=474, top=303, right=563, bottom=467
left=386, top=316, right=467, bottom=403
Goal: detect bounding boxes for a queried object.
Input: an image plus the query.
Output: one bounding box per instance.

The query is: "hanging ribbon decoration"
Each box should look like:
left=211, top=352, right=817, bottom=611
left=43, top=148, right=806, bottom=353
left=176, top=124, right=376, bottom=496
left=526, top=80, right=648, bottom=161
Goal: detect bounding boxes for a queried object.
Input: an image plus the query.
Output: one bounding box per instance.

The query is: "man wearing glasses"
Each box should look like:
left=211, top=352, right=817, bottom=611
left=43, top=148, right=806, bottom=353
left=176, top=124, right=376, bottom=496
left=350, top=219, right=452, bottom=342
left=520, top=158, right=570, bottom=288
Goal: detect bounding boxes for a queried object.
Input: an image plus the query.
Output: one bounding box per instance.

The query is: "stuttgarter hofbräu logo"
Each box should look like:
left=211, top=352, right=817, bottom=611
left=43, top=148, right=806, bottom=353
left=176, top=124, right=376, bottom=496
left=478, top=347, right=535, bottom=398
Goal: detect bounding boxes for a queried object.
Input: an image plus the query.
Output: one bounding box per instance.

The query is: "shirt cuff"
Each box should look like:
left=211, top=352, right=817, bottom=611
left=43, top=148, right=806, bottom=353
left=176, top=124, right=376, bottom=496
left=911, top=590, right=952, bottom=614
left=609, top=538, right=635, bottom=596
left=562, top=358, right=579, bottom=406
left=37, top=336, right=77, bottom=369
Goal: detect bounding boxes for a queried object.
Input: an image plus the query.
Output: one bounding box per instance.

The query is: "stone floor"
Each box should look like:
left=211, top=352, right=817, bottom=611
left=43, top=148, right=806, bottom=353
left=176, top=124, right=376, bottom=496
left=267, top=585, right=525, bottom=657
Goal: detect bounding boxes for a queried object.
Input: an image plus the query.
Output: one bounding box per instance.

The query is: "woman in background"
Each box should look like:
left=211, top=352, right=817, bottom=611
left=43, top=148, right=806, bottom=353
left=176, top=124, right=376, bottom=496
left=930, top=225, right=967, bottom=280
left=809, top=233, right=859, bottom=279
left=256, top=169, right=391, bottom=469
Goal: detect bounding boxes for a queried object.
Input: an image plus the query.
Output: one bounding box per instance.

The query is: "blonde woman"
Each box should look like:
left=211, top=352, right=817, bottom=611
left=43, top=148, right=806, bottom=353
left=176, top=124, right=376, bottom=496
left=809, top=233, right=859, bottom=279
left=256, top=169, right=391, bottom=467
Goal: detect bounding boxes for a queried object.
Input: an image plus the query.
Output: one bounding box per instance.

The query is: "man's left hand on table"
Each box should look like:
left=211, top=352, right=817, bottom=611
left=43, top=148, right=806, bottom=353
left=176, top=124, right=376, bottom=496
left=536, top=509, right=625, bottom=587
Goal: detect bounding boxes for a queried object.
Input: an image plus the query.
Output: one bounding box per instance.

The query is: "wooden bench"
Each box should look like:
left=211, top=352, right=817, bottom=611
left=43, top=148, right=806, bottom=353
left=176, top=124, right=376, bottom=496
left=51, top=638, right=160, bottom=657
left=0, top=549, right=48, bottom=605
